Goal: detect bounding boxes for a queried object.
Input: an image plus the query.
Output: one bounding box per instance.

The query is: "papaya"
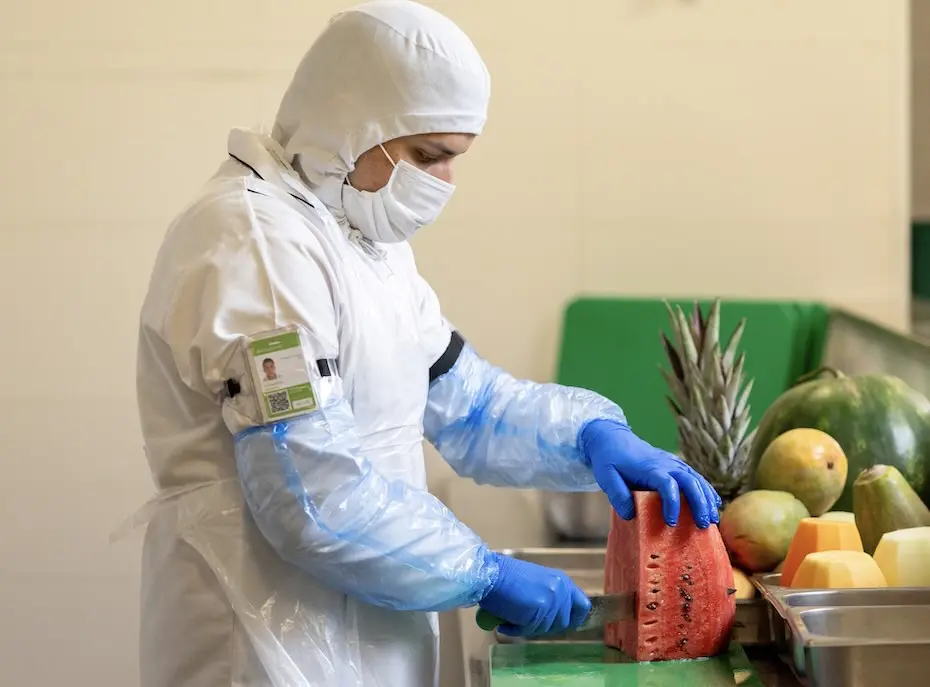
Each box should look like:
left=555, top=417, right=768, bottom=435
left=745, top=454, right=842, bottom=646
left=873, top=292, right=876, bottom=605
left=719, top=490, right=809, bottom=573
left=755, top=428, right=848, bottom=515
left=853, top=465, right=930, bottom=554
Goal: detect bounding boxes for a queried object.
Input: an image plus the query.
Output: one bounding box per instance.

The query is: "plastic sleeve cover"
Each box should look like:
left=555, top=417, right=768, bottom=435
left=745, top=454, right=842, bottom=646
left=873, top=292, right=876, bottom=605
left=423, top=342, right=628, bottom=490
left=233, top=395, right=499, bottom=612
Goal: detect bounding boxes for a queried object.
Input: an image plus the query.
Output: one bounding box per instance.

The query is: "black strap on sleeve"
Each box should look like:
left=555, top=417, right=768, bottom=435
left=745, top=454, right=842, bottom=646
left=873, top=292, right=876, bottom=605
left=315, top=358, right=339, bottom=377
left=429, top=330, right=465, bottom=384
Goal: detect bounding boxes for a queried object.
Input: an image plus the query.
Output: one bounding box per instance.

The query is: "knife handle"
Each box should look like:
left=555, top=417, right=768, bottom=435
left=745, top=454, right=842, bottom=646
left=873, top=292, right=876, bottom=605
left=475, top=608, right=505, bottom=631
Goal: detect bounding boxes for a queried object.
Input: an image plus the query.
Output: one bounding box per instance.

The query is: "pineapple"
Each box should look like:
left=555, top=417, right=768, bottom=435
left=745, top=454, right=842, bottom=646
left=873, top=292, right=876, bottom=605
left=661, top=299, right=756, bottom=504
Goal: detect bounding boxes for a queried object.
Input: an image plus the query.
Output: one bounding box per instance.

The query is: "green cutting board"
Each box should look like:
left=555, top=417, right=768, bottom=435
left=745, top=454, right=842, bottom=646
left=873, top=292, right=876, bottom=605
left=556, top=297, right=829, bottom=454
left=490, top=641, right=764, bottom=686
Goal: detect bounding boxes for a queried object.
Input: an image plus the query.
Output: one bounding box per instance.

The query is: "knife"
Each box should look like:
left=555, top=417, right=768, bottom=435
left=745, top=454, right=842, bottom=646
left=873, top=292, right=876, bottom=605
left=475, top=592, right=636, bottom=633
left=475, top=587, right=737, bottom=633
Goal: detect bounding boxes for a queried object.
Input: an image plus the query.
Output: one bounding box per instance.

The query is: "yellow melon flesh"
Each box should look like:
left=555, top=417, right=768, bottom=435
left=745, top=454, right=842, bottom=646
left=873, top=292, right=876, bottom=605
left=732, top=568, right=757, bottom=599
left=780, top=517, right=864, bottom=586
left=791, top=550, right=887, bottom=589
left=819, top=511, right=856, bottom=524
left=872, top=526, right=930, bottom=587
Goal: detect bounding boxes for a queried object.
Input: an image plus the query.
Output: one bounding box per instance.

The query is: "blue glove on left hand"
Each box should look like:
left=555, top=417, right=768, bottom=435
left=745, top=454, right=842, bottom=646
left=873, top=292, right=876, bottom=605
left=580, top=419, right=721, bottom=528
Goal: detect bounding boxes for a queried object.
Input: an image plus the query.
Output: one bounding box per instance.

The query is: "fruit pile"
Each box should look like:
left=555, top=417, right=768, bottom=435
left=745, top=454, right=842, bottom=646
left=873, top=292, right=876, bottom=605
left=722, top=459, right=930, bottom=590
left=720, top=399, right=930, bottom=591
left=660, top=299, right=930, bottom=594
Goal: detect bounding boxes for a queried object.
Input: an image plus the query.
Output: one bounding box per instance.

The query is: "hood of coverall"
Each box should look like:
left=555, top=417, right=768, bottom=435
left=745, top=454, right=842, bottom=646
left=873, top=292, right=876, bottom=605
left=272, top=0, right=491, bottom=225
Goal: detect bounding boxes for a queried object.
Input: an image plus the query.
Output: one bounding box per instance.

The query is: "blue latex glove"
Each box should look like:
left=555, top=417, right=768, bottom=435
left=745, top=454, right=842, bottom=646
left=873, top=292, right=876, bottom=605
left=580, top=419, right=722, bottom=528
left=478, top=553, right=592, bottom=637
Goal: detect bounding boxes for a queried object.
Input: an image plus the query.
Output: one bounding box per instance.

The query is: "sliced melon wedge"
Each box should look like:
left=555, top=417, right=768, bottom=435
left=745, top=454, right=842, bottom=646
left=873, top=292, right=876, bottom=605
left=791, top=550, right=887, bottom=589
left=873, top=526, right=930, bottom=587
left=780, top=518, right=863, bottom=586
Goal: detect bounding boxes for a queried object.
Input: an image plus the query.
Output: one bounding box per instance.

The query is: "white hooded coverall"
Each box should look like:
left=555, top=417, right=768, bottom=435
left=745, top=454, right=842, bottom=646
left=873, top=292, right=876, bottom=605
left=133, top=2, right=626, bottom=686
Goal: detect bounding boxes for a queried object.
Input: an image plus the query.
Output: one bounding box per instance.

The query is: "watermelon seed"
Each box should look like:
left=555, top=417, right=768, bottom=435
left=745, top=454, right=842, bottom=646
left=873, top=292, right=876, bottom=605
left=646, top=601, right=659, bottom=611
left=644, top=619, right=659, bottom=626
left=650, top=554, right=660, bottom=559
left=650, top=588, right=660, bottom=594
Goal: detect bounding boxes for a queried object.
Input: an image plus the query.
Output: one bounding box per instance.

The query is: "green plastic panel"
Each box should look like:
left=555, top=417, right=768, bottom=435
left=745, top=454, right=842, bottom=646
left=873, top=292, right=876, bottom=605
left=913, top=222, right=930, bottom=299
left=490, top=641, right=765, bottom=686
left=555, top=297, right=830, bottom=454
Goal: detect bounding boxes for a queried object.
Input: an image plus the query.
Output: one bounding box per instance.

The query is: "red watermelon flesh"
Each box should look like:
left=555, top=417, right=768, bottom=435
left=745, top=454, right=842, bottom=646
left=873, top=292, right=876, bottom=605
left=604, top=491, right=736, bottom=662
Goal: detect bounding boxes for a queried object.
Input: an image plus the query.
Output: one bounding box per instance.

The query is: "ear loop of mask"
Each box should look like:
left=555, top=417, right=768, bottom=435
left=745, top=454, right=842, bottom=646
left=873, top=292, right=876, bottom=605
left=379, top=143, right=397, bottom=168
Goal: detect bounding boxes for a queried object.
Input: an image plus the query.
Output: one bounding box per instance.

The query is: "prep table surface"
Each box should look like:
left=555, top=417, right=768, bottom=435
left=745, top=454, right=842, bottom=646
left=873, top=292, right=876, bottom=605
left=489, top=642, right=802, bottom=686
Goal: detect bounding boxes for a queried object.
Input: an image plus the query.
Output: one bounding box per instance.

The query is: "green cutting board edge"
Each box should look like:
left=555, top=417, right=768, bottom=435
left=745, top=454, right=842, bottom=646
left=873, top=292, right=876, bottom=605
left=490, top=641, right=765, bottom=686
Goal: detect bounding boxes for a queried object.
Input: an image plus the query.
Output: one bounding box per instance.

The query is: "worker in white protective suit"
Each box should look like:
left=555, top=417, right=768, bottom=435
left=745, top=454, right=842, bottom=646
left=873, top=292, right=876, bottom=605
left=134, top=2, right=722, bottom=686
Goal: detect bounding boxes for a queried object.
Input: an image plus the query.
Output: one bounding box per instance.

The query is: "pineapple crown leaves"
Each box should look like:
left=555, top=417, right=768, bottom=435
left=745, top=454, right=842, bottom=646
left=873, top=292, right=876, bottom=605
left=660, top=298, right=757, bottom=492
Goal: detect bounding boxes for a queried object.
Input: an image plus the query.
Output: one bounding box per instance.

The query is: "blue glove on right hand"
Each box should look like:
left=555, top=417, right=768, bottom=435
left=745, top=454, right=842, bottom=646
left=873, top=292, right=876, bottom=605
left=479, top=553, right=591, bottom=637
left=580, top=419, right=721, bottom=528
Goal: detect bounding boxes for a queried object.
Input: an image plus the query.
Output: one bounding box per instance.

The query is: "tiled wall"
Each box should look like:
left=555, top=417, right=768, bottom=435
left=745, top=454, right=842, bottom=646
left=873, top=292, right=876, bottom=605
left=0, top=2, right=910, bottom=686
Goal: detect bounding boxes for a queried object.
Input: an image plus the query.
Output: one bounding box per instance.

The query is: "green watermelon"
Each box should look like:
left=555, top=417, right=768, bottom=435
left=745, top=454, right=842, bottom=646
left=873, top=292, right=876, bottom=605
left=749, top=367, right=930, bottom=512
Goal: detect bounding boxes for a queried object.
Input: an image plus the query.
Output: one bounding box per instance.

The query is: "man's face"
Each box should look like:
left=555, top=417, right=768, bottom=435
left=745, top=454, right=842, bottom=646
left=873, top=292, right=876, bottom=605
left=347, top=132, right=476, bottom=192
left=263, top=360, right=276, bottom=377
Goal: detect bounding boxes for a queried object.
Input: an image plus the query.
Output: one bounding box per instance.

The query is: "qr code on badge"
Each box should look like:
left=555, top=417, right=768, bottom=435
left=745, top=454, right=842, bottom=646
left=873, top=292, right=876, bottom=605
left=267, top=390, right=291, bottom=415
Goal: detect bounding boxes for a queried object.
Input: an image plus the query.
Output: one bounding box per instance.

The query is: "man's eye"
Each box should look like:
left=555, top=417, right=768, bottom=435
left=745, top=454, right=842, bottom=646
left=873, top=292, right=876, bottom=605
left=416, top=151, right=437, bottom=164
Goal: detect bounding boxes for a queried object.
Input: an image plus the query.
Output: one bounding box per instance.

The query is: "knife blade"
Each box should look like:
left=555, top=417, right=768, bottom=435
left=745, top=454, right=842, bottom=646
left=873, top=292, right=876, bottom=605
left=475, top=592, right=636, bottom=633
left=475, top=587, right=737, bottom=634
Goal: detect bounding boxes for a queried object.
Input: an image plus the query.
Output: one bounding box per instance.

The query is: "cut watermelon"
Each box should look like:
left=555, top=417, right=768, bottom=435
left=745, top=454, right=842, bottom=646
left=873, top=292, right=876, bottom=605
left=604, top=491, right=736, bottom=662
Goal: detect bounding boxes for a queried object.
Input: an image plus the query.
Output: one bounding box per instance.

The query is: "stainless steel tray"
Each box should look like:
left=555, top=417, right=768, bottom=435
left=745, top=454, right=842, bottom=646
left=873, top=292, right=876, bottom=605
left=787, top=605, right=930, bottom=686
left=491, top=547, right=773, bottom=647
left=752, top=572, right=930, bottom=619
left=752, top=572, right=930, bottom=686
left=782, top=588, right=930, bottom=608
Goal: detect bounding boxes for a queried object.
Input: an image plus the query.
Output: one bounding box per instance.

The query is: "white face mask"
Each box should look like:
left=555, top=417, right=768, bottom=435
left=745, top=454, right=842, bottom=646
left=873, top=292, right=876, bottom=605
left=342, top=144, right=456, bottom=243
